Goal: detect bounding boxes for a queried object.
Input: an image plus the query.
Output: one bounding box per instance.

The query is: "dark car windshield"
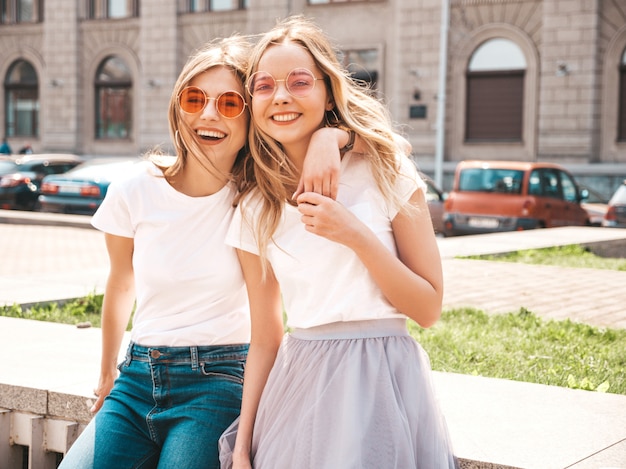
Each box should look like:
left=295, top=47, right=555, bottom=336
left=458, top=168, right=524, bottom=194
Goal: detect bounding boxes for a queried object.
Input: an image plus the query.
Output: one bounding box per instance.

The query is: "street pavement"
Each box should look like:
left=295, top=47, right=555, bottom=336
left=2, top=209, right=626, bottom=329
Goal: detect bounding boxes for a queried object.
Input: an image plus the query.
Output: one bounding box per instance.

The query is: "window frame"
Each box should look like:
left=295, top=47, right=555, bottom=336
left=177, top=0, right=246, bottom=13
left=0, top=0, right=43, bottom=24
left=94, top=56, right=133, bottom=140
left=4, top=59, right=39, bottom=138
left=465, top=69, right=525, bottom=142
left=84, top=0, right=139, bottom=20
left=618, top=54, right=626, bottom=142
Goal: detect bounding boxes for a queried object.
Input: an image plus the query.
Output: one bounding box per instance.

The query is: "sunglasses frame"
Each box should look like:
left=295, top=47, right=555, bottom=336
left=247, top=68, right=324, bottom=100
left=177, top=86, right=247, bottom=119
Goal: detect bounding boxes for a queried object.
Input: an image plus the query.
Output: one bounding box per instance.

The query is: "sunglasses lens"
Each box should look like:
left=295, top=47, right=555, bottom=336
left=179, top=87, right=206, bottom=113
left=217, top=91, right=246, bottom=118
left=286, top=69, right=316, bottom=97
left=248, top=72, right=275, bottom=98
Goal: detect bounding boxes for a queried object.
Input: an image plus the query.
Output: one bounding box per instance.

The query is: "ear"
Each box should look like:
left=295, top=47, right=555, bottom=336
left=326, top=101, right=334, bottom=112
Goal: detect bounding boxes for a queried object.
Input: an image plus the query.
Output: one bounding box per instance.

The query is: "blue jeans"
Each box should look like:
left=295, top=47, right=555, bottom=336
left=59, top=342, right=248, bottom=469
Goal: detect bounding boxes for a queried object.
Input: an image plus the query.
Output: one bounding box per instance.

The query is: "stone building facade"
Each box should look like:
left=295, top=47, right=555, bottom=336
left=1, top=0, right=626, bottom=185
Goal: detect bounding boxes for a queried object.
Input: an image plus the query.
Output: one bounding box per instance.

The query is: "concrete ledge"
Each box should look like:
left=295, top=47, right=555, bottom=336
left=434, top=372, right=626, bottom=469
left=0, top=209, right=93, bottom=229
left=583, top=238, right=626, bottom=258
left=0, top=384, right=47, bottom=416
left=437, top=226, right=626, bottom=259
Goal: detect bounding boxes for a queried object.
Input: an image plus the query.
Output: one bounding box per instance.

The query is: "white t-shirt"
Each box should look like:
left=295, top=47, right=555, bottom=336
left=226, top=152, right=424, bottom=329
left=92, top=160, right=250, bottom=346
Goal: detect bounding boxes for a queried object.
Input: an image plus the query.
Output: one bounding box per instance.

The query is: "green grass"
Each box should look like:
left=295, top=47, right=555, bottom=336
left=2, top=244, right=624, bottom=394
left=1, top=292, right=106, bottom=328
left=462, top=244, right=626, bottom=271
left=409, top=308, right=625, bottom=395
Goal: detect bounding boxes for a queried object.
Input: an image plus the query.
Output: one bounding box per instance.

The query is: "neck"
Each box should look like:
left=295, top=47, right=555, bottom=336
left=170, top=159, right=229, bottom=197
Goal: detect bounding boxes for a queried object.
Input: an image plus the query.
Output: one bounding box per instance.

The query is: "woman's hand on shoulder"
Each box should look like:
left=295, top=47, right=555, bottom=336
left=294, top=127, right=348, bottom=200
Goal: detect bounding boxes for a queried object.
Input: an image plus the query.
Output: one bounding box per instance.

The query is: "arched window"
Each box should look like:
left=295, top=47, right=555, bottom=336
left=465, top=38, right=526, bottom=142
left=4, top=60, right=39, bottom=137
left=618, top=48, right=626, bottom=142
left=95, top=56, right=132, bottom=140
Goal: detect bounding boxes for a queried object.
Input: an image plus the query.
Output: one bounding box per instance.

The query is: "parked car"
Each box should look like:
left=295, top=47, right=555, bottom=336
left=420, top=172, right=446, bottom=235
left=442, top=160, right=591, bottom=236
left=602, top=179, right=626, bottom=228
left=0, top=154, right=84, bottom=210
left=579, top=185, right=608, bottom=227
left=39, top=157, right=142, bottom=215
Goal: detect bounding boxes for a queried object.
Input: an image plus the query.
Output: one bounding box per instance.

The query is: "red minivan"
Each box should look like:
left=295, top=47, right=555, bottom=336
left=443, top=160, right=591, bottom=236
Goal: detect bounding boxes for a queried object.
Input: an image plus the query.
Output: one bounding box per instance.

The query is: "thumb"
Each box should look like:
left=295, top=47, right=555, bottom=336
left=292, top=178, right=305, bottom=200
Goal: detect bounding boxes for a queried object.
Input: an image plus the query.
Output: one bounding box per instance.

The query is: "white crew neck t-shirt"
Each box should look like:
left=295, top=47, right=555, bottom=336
left=226, top=152, right=424, bottom=329
left=92, top=160, right=250, bottom=346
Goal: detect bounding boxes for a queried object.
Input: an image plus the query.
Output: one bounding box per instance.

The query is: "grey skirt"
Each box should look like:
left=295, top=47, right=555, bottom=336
left=219, top=318, right=457, bottom=469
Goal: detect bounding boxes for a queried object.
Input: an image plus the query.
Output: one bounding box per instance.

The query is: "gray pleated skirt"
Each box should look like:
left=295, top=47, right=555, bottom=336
left=219, top=318, right=458, bottom=469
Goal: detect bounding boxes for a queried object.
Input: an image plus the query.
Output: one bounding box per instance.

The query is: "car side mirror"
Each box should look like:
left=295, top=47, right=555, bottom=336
left=579, top=188, right=589, bottom=202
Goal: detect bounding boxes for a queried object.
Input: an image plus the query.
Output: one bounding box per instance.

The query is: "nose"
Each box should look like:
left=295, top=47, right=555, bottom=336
left=272, top=79, right=291, bottom=103
left=200, top=98, right=220, bottom=120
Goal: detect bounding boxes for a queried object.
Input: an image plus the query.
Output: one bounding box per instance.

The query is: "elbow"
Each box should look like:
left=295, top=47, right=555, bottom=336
left=414, top=307, right=441, bottom=329
left=405, top=290, right=443, bottom=328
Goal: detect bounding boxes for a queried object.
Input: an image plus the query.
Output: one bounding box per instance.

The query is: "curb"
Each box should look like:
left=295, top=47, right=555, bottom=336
left=0, top=209, right=94, bottom=230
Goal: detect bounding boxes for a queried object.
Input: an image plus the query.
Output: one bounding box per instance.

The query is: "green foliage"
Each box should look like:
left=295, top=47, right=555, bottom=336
left=409, top=308, right=626, bottom=395
left=1, top=292, right=105, bottom=327
left=462, top=244, right=626, bottom=271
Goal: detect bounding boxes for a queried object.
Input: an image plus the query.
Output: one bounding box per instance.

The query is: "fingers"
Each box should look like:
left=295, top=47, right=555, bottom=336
left=295, top=174, right=338, bottom=200
left=296, top=191, right=325, bottom=206
left=90, top=394, right=104, bottom=414
left=292, top=179, right=305, bottom=200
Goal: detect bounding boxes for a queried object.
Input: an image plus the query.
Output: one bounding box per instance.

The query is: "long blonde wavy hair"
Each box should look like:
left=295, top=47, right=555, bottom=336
left=150, top=35, right=251, bottom=183
left=239, top=15, right=408, bottom=259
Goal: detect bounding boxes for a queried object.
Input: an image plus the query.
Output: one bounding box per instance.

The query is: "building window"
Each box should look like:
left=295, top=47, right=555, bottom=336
left=618, top=48, right=626, bottom=142
left=1, top=0, right=43, bottom=24
left=4, top=60, right=39, bottom=137
left=308, top=0, right=376, bottom=3
left=95, top=56, right=132, bottom=140
left=85, top=0, right=139, bottom=19
left=339, top=48, right=379, bottom=92
left=465, top=38, right=526, bottom=142
left=177, top=0, right=246, bottom=12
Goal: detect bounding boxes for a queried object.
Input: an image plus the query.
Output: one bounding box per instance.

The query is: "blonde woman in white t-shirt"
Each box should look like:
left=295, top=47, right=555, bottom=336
left=220, top=16, right=458, bottom=469
left=59, top=35, right=348, bottom=469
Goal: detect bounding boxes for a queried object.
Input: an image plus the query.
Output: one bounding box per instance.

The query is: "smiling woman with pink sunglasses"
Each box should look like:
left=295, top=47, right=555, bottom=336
left=221, top=16, right=458, bottom=469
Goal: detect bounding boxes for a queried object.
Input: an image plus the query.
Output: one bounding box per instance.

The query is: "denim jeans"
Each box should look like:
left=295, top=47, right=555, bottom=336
left=59, top=342, right=248, bottom=469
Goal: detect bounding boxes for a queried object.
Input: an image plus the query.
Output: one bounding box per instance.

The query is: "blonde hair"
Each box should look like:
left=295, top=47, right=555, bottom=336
left=149, top=35, right=251, bottom=183
left=240, top=15, right=407, bottom=258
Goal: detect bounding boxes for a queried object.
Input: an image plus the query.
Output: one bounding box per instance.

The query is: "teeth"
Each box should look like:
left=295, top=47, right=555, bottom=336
left=273, top=113, right=299, bottom=122
left=197, top=129, right=226, bottom=138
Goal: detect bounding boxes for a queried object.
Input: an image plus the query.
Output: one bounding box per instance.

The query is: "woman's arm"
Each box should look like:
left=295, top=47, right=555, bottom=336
left=91, top=233, right=136, bottom=413
left=295, top=188, right=443, bottom=328
left=232, top=249, right=284, bottom=468
left=294, top=127, right=350, bottom=200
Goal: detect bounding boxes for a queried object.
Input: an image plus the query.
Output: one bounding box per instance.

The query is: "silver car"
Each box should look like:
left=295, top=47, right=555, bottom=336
left=602, top=180, right=626, bottom=228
